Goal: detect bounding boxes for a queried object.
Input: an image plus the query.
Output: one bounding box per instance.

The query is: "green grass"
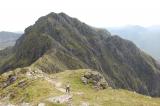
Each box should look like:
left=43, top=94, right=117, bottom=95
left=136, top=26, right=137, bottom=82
left=0, top=70, right=62, bottom=104
left=44, top=101, right=66, bottom=106
left=52, top=69, right=160, bottom=106
left=0, top=68, right=160, bottom=106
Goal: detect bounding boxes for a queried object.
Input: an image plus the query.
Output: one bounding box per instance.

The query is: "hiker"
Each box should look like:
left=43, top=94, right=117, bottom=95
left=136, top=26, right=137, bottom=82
left=66, top=82, right=70, bottom=93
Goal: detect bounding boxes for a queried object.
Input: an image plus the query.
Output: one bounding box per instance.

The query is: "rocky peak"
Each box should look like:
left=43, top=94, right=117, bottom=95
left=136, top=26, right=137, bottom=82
left=0, top=12, right=160, bottom=97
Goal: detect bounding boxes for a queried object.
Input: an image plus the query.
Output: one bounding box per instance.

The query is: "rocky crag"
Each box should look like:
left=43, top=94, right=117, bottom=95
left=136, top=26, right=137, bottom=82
left=0, top=12, right=160, bottom=97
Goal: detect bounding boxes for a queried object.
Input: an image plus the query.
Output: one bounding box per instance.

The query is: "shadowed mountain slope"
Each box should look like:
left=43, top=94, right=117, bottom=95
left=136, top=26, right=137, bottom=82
left=0, top=12, right=160, bottom=97
left=108, top=26, right=160, bottom=59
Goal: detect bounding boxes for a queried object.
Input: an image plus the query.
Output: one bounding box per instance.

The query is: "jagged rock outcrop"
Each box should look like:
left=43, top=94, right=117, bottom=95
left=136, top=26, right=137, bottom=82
left=0, top=12, right=160, bottom=96
left=81, top=70, right=108, bottom=89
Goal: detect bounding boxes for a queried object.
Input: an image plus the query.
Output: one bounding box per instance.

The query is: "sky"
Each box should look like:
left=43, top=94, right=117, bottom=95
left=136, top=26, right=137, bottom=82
left=0, top=0, right=160, bottom=32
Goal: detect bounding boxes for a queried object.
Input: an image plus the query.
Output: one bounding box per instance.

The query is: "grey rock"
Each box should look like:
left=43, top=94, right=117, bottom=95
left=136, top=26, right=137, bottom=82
left=47, top=94, right=72, bottom=104
left=81, top=70, right=108, bottom=89
left=81, top=76, right=88, bottom=84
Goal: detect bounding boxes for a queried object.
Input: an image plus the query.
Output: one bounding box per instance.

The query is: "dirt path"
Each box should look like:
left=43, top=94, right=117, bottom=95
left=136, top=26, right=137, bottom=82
left=43, top=74, right=89, bottom=106
left=45, top=76, right=85, bottom=95
left=44, top=77, right=66, bottom=93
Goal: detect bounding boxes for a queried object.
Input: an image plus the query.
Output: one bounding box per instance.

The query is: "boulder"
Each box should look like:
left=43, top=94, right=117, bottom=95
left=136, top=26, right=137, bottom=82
left=81, top=71, right=108, bottom=89
left=47, top=94, right=72, bottom=104
left=80, top=102, right=89, bottom=106
left=2, top=75, right=17, bottom=88
left=8, top=75, right=17, bottom=84
left=17, top=80, right=27, bottom=88
left=38, top=103, right=45, bottom=106
left=81, top=76, right=88, bottom=84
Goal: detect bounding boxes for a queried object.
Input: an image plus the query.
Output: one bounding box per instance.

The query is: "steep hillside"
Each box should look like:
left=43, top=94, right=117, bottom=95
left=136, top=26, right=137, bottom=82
left=108, top=25, right=160, bottom=59
left=0, top=12, right=160, bottom=97
left=0, top=68, right=160, bottom=106
left=0, top=31, right=21, bottom=50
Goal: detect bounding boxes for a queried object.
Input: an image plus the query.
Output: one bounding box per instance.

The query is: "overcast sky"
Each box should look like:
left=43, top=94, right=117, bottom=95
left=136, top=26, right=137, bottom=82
left=0, top=0, right=160, bottom=32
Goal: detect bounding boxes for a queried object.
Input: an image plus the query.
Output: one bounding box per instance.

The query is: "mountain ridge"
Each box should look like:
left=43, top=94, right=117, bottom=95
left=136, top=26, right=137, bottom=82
left=1, top=68, right=160, bottom=106
left=108, top=25, right=160, bottom=59
left=0, top=12, right=160, bottom=97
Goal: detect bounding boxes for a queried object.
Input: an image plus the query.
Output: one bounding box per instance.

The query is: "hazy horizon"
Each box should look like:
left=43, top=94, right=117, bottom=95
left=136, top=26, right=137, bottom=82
left=0, top=0, right=160, bottom=32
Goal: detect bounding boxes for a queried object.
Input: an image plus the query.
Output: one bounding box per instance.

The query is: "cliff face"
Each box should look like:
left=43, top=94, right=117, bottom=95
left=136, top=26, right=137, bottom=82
left=0, top=12, right=160, bottom=96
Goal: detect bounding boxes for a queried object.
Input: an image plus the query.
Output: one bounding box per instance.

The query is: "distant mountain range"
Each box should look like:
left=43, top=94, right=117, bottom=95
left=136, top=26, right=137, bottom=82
left=0, top=12, right=160, bottom=97
left=108, top=25, right=160, bottom=60
left=0, top=31, right=21, bottom=49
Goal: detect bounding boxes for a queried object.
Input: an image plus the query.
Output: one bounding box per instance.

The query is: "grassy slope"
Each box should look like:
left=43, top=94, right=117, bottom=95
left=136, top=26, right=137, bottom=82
left=55, top=69, right=160, bottom=106
left=1, top=12, right=160, bottom=97
left=0, top=68, right=160, bottom=106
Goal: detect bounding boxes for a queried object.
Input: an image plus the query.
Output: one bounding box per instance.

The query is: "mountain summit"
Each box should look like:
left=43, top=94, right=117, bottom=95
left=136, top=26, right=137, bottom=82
left=0, top=12, right=160, bottom=97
